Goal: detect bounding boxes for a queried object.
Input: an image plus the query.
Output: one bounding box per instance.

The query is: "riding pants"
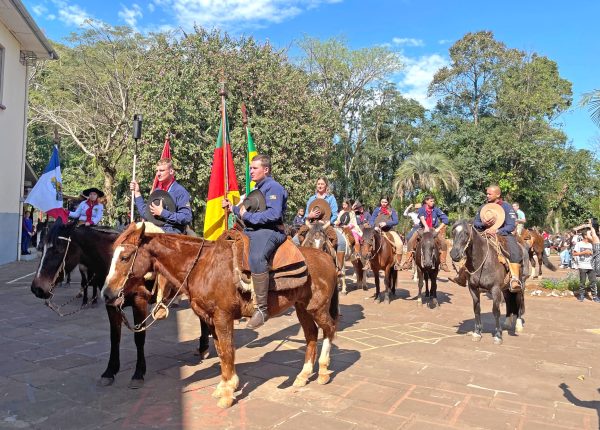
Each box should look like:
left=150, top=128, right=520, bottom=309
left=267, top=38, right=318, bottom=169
left=246, top=229, right=286, bottom=273
left=503, top=234, right=523, bottom=263
left=406, top=224, right=420, bottom=243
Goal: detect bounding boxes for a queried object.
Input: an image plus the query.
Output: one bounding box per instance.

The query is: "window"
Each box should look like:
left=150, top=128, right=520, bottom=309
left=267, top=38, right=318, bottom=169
left=0, top=44, right=5, bottom=110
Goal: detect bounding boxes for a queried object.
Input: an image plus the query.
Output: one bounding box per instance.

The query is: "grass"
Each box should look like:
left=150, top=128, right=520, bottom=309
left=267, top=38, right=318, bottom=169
left=538, top=275, right=580, bottom=292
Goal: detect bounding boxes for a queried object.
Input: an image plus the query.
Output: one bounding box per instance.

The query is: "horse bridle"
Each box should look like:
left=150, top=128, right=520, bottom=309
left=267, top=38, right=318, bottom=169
left=452, top=224, right=490, bottom=275
left=363, top=229, right=382, bottom=260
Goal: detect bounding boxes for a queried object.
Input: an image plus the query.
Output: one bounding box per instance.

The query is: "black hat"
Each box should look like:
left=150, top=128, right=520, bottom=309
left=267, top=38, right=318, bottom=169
left=243, top=189, right=266, bottom=213
left=144, top=190, right=177, bottom=226
left=82, top=187, right=105, bottom=198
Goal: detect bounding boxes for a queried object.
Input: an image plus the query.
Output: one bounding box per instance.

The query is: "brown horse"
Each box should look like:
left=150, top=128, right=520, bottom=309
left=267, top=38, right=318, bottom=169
left=302, top=222, right=348, bottom=294
left=520, top=228, right=556, bottom=278
left=30, top=219, right=210, bottom=388
left=102, top=224, right=339, bottom=409
left=450, top=220, right=527, bottom=344
left=358, top=227, right=398, bottom=304
left=414, top=230, right=440, bottom=308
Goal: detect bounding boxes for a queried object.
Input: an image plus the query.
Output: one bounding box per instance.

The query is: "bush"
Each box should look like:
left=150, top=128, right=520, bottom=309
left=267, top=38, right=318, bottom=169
left=539, top=275, right=579, bottom=291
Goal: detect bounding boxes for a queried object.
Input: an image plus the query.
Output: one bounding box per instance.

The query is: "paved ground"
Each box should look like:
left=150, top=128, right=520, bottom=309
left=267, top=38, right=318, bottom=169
left=1, top=254, right=599, bottom=430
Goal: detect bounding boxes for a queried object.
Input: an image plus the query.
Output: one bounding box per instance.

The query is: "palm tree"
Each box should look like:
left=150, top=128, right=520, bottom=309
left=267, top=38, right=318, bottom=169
left=393, top=151, right=459, bottom=198
left=580, top=90, right=600, bottom=127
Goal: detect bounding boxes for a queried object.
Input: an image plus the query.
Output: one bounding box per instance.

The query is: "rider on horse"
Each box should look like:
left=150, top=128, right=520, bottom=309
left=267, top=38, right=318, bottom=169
left=335, top=199, right=362, bottom=255
left=474, top=185, right=523, bottom=292
left=130, top=158, right=192, bottom=234
left=294, top=177, right=347, bottom=257
left=369, top=197, right=403, bottom=270
left=402, top=195, right=449, bottom=272
left=69, top=188, right=105, bottom=226
left=223, top=154, right=288, bottom=329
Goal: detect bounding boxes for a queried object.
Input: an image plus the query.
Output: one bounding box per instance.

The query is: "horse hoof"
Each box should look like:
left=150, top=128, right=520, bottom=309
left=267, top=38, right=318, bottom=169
left=417, top=297, right=422, bottom=305
left=212, top=388, right=223, bottom=399
left=516, top=319, right=524, bottom=333
left=471, top=333, right=482, bottom=342
left=317, top=374, right=331, bottom=385
left=342, top=290, right=348, bottom=296
left=293, top=377, right=308, bottom=387
left=362, top=285, right=368, bottom=291
left=217, top=397, right=234, bottom=409
left=128, top=378, right=144, bottom=389
left=493, top=336, right=503, bottom=345
left=99, top=377, right=115, bottom=386
left=430, top=299, right=438, bottom=309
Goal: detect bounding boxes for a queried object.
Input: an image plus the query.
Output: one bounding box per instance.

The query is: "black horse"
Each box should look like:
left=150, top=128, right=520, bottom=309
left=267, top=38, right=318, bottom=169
left=450, top=220, right=527, bottom=344
left=30, top=219, right=210, bottom=388
left=414, top=230, right=440, bottom=308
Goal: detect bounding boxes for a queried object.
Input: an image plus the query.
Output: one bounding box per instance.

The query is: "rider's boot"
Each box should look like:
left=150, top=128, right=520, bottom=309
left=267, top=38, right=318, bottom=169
left=247, top=272, right=270, bottom=329
left=508, top=263, right=523, bottom=292
left=439, top=249, right=450, bottom=272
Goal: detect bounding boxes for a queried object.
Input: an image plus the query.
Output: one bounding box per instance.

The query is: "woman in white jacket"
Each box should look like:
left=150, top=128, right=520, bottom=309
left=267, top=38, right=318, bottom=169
left=69, top=188, right=104, bottom=226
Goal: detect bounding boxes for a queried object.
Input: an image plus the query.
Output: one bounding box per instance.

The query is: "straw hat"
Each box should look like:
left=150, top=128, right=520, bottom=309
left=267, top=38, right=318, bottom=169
left=308, top=198, right=332, bottom=222
left=479, top=203, right=506, bottom=230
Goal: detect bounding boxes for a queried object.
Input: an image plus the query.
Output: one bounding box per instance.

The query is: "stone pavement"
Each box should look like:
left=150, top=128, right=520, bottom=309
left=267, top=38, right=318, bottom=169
left=1, top=255, right=599, bottom=429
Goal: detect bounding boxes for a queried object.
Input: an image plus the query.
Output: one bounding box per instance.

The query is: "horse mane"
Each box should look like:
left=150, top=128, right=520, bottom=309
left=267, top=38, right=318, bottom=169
left=45, top=220, right=77, bottom=246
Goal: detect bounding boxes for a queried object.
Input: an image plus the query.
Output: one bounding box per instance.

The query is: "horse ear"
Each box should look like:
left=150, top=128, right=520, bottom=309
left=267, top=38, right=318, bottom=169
left=138, top=221, right=146, bottom=239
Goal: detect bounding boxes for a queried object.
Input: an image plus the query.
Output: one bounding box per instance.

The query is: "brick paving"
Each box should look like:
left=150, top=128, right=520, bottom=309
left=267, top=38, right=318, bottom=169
left=1, top=255, right=599, bottom=429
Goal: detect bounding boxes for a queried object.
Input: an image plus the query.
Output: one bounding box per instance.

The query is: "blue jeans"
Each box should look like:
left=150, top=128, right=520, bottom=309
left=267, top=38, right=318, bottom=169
left=245, top=229, right=286, bottom=273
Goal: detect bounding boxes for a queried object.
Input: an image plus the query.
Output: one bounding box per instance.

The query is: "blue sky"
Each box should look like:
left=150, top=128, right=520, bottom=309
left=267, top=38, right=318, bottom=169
left=24, top=0, right=600, bottom=151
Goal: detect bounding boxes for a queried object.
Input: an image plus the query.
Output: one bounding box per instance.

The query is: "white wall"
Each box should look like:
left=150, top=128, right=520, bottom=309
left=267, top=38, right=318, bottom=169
left=0, top=20, right=27, bottom=264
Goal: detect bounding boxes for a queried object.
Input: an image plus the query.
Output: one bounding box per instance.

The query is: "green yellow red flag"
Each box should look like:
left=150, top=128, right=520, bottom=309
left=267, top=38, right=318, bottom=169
left=245, top=126, right=257, bottom=195
left=203, top=105, right=240, bottom=240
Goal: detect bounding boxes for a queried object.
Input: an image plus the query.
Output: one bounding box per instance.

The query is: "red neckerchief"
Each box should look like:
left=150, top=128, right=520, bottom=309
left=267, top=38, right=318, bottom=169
left=380, top=206, right=390, bottom=216
left=156, top=177, right=175, bottom=192
left=495, top=198, right=504, bottom=205
left=85, top=199, right=97, bottom=225
left=425, top=206, right=434, bottom=228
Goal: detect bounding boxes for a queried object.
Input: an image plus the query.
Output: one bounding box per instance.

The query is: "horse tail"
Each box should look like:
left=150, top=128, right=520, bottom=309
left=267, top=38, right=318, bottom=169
left=329, top=278, right=340, bottom=322
left=542, top=252, right=557, bottom=271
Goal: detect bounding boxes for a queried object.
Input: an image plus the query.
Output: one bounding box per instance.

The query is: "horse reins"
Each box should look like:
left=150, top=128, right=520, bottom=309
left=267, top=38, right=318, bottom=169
left=452, top=225, right=490, bottom=276
left=44, top=236, right=95, bottom=317
left=117, top=239, right=206, bottom=333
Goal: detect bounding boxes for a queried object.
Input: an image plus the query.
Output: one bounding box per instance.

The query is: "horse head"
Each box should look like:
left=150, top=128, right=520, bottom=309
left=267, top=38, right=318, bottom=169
left=303, top=222, right=333, bottom=255
left=358, top=227, right=378, bottom=265
left=450, top=220, right=472, bottom=263
left=30, top=218, right=80, bottom=299
left=416, top=230, right=439, bottom=270
left=102, top=223, right=152, bottom=303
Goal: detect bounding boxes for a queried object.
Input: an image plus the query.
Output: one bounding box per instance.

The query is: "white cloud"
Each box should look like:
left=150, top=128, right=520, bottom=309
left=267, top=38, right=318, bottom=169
left=52, top=1, right=93, bottom=26
left=153, top=0, right=341, bottom=29
left=398, top=53, right=448, bottom=108
left=438, top=39, right=452, bottom=45
left=148, top=3, right=156, bottom=12
left=31, top=4, right=48, bottom=16
left=118, top=3, right=143, bottom=28
left=391, top=37, right=424, bottom=47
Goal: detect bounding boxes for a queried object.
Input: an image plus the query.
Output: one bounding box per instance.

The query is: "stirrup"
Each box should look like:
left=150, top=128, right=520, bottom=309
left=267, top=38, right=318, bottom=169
left=246, top=309, right=268, bottom=329
left=509, top=278, right=523, bottom=293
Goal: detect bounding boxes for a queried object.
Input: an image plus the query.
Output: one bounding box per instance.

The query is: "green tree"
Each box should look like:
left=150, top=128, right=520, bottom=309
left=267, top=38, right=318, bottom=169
left=393, top=152, right=459, bottom=201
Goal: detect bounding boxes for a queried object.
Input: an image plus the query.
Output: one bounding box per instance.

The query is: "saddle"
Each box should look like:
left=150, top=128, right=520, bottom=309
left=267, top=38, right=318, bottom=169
left=223, top=230, right=308, bottom=292
left=382, top=231, right=403, bottom=254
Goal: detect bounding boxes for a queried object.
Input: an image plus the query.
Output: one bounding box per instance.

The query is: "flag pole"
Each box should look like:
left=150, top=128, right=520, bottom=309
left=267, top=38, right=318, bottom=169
left=220, top=80, right=229, bottom=231
left=131, top=114, right=143, bottom=223
left=241, top=103, right=249, bottom=196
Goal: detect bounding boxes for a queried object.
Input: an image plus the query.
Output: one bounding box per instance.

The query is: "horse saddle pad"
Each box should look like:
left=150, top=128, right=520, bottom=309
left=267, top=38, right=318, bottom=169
left=223, top=230, right=308, bottom=291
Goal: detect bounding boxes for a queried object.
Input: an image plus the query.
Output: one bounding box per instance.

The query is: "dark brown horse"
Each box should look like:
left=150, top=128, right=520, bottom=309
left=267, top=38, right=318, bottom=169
left=414, top=230, right=440, bottom=308
left=102, top=224, right=340, bottom=409
left=358, top=227, right=398, bottom=304
left=520, top=228, right=556, bottom=278
left=302, top=222, right=348, bottom=294
left=30, top=219, right=210, bottom=388
left=450, top=220, right=527, bottom=344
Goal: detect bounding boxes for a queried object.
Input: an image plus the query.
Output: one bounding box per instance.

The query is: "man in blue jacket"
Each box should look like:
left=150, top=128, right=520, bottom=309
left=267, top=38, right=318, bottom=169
left=130, top=158, right=192, bottom=234
left=402, top=195, right=450, bottom=271
left=368, top=197, right=404, bottom=270
left=223, top=154, right=287, bottom=329
left=474, top=185, right=523, bottom=292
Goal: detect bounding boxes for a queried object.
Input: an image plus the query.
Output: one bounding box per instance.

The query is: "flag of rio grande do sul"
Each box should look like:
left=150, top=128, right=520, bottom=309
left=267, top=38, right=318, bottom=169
left=203, top=109, right=240, bottom=241
left=25, top=146, right=68, bottom=222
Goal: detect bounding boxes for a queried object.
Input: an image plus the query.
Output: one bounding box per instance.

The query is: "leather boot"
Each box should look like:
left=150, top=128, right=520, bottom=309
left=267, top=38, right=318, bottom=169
left=508, top=263, right=522, bottom=292
left=247, top=272, right=270, bottom=329
left=439, top=249, right=450, bottom=272
left=401, top=251, right=414, bottom=270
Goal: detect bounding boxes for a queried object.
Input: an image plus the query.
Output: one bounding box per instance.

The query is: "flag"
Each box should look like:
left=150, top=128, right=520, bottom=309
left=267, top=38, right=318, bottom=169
left=151, top=134, right=173, bottom=192
left=203, top=104, right=240, bottom=240
left=25, top=146, right=68, bottom=222
left=245, top=126, right=257, bottom=195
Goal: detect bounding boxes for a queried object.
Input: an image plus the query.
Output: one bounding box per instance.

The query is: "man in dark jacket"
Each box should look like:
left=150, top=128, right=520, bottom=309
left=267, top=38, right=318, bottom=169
left=474, top=185, right=523, bottom=291
left=223, top=154, right=287, bottom=329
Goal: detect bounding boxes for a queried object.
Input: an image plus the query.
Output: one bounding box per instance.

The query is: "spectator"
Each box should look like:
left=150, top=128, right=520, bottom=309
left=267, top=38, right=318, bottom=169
left=292, top=208, right=304, bottom=227
left=21, top=211, right=34, bottom=255
left=572, top=228, right=599, bottom=302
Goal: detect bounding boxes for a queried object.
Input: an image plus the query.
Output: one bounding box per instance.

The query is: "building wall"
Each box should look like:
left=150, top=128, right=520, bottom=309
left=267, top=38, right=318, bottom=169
left=0, top=21, right=27, bottom=264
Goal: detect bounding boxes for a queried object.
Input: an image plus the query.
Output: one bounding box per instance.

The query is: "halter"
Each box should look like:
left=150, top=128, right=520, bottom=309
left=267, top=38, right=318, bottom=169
left=362, top=229, right=382, bottom=260
left=452, top=224, right=490, bottom=275
left=115, top=239, right=206, bottom=333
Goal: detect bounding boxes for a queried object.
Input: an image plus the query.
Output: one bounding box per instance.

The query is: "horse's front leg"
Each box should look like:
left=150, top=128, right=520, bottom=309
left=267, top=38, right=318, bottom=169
left=355, top=261, right=367, bottom=291
left=100, top=305, right=122, bottom=385
left=516, top=290, right=525, bottom=333
left=212, top=314, right=238, bottom=409
left=79, top=267, right=88, bottom=305
left=468, top=286, right=482, bottom=341
left=417, top=268, right=424, bottom=305
left=293, top=304, right=318, bottom=387
left=382, top=266, right=392, bottom=304
left=372, top=267, right=382, bottom=302
left=129, top=294, right=148, bottom=389
left=492, top=287, right=503, bottom=345
left=198, top=319, right=211, bottom=360
left=430, top=270, right=439, bottom=309
left=336, top=251, right=347, bottom=295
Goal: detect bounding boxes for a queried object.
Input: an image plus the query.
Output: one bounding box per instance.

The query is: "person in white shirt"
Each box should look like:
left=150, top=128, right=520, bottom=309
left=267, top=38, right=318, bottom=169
left=573, top=229, right=599, bottom=302
left=69, top=188, right=104, bottom=226
left=403, top=203, right=421, bottom=242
